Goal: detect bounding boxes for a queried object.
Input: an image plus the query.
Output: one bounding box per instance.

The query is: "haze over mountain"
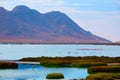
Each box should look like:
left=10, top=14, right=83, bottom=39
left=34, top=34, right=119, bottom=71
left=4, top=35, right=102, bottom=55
left=0, top=5, right=111, bottom=43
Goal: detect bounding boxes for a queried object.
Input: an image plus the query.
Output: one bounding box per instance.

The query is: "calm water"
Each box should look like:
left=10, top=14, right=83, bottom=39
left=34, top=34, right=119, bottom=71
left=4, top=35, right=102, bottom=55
left=0, top=44, right=120, bottom=80
left=0, top=64, right=88, bottom=80
left=0, top=44, right=120, bottom=60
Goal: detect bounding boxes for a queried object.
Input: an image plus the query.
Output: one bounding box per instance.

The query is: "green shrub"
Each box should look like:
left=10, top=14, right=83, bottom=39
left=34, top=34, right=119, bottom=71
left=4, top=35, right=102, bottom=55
left=71, top=62, right=107, bottom=68
left=20, top=56, right=120, bottom=63
left=0, top=62, right=18, bottom=69
left=86, top=73, right=120, bottom=80
left=46, top=73, right=64, bottom=79
left=88, top=66, right=120, bottom=74
left=40, top=60, right=70, bottom=67
left=20, top=56, right=120, bottom=68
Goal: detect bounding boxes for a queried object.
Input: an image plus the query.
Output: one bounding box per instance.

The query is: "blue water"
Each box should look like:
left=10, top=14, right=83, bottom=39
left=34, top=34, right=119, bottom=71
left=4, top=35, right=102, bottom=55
left=0, top=64, right=88, bottom=80
left=0, top=44, right=120, bottom=60
left=0, top=44, right=120, bottom=80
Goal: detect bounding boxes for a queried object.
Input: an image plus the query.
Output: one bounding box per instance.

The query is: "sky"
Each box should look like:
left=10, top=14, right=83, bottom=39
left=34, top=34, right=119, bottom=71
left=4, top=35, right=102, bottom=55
left=0, top=0, right=120, bottom=42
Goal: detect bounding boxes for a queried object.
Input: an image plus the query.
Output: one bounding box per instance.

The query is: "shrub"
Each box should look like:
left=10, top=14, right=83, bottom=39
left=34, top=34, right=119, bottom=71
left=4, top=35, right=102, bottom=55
left=86, top=73, right=120, bottom=80
left=20, top=56, right=120, bottom=68
left=88, top=66, right=120, bottom=74
left=40, top=60, right=70, bottom=67
left=20, top=56, right=120, bottom=63
left=46, top=72, right=64, bottom=79
left=0, top=62, right=18, bottom=69
left=71, top=62, right=107, bottom=68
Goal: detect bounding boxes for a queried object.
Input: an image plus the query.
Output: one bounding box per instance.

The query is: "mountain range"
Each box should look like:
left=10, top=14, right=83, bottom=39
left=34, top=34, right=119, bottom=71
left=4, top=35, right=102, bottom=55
left=0, top=5, right=111, bottom=43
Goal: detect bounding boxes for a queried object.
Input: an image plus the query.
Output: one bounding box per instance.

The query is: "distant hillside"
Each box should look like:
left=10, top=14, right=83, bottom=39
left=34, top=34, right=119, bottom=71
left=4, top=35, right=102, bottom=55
left=115, top=41, right=120, bottom=43
left=0, top=5, right=111, bottom=43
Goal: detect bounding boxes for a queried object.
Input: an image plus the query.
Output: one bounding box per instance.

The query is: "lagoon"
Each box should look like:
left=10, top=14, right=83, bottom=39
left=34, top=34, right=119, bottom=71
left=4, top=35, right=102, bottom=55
left=0, top=63, right=88, bottom=80
left=0, top=44, right=120, bottom=60
left=0, top=44, right=120, bottom=80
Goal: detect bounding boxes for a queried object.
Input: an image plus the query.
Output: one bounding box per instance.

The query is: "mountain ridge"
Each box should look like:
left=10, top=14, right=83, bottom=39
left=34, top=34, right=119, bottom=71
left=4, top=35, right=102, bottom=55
left=0, top=5, right=111, bottom=43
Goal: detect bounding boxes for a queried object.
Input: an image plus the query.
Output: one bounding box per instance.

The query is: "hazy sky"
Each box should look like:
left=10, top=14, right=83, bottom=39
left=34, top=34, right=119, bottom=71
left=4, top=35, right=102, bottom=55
left=0, top=0, right=120, bottom=42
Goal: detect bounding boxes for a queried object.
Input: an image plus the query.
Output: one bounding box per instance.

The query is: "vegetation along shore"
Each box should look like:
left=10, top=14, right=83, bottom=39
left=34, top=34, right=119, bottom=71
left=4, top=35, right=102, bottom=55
left=20, top=56, right=120, bottom=80
left=1, top=56, right=119, bottom=80
left=0, top=62, right=18, bottom=69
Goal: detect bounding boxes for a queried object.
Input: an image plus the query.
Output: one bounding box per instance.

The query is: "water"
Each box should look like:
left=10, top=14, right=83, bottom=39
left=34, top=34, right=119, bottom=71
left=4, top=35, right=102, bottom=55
left=0, top=64, right=88, bottom=80
left=0, top=44, right=120, bottom=60
left=0, top=44, right=120, bottom=80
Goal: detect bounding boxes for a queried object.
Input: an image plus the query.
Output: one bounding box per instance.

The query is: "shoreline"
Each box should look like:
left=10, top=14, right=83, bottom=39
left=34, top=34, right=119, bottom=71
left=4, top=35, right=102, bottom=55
left=0, top=42, right=120, bottom=46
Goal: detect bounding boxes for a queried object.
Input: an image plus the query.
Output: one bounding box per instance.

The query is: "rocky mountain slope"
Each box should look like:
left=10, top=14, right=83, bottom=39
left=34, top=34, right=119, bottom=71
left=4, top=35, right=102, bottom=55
left=0, top=5, right=111, bottom=43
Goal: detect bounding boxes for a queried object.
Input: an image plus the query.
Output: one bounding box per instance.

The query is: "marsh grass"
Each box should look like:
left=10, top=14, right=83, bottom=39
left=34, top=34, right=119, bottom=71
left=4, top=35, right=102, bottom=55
left=70, top=62, right=107, bottom=68
left=46, top=73, right=64, bottom=79
left=86, top=73, right=120, bottom=80
left=0, top=62, right=18, bottom=69
left=88, top=66, right=120, bottom=74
